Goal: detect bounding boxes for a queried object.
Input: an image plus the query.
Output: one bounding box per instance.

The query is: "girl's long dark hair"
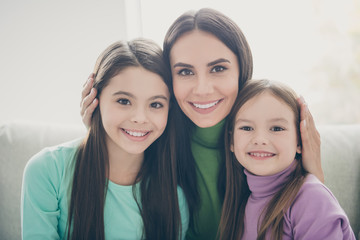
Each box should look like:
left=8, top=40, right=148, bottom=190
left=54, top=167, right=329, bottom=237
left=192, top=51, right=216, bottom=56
left=162, top=8, right=254, bottom=229
left=219, top=79, right=308, bottom=240
left=67, top=39, right=181, bottom=240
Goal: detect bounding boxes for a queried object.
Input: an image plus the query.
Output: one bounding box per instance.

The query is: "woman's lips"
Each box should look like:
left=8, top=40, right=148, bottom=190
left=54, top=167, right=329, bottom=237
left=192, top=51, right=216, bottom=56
left=188, top=99, right=223, bottom=114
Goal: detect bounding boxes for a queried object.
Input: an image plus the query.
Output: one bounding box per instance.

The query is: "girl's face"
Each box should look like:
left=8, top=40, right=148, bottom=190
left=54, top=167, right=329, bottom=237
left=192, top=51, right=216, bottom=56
left=99, top=67, right=170, bottom=158
left=170, top=30, right=239, bottom=128
left=231, top=91, right=301, bottom=176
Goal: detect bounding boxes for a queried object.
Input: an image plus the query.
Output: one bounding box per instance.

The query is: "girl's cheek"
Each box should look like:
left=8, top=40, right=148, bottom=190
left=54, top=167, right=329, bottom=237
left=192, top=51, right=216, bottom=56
left=159, top=112, right=170, bottom=130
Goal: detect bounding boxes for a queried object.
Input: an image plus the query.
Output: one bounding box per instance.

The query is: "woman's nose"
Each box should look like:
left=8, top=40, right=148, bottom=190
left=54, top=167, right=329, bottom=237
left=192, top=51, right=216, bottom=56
left=192, top=74, right=214, bottom=95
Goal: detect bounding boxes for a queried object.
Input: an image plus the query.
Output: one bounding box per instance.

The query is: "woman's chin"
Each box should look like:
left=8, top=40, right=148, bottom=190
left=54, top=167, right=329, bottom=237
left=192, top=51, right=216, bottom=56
left=191, top=118, right=221, bottom=128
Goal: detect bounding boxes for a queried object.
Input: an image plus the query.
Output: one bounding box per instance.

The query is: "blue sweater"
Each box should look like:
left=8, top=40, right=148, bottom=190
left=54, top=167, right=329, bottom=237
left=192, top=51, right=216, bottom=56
left=21, top=139, right=189, bottom=239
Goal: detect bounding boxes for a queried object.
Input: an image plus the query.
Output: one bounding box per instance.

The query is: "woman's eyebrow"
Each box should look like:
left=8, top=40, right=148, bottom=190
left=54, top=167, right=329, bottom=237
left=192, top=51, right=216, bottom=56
left=173, top=58, right=230, bottom=69
left=173, top=62, right=193, bottom=68
left=207, top=58, right=230, bottom=67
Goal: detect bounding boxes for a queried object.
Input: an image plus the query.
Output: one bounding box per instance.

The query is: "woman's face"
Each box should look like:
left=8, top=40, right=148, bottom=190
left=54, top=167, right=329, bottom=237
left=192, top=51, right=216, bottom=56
left=169, top=30, right=239, bottom=128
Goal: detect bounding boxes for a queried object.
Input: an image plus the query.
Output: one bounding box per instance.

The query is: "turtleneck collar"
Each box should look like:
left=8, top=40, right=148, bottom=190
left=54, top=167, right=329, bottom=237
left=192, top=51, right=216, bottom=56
left=244, top=159, right=297, bottom=199
left=191, top=118, right=226, bottom=149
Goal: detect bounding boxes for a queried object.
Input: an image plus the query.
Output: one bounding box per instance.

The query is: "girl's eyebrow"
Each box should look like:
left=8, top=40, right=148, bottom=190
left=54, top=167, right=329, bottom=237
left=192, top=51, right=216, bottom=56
left=269, top=118, right=289, bottom=123
left=112, top=91, right=168, bottom=101
left=113, top=91, right=134, bottom=97
left=236, top=118, right=289, bottom=123
left=149, top=95, right=169, bottom=101
left=235, top=118, right=252, bottom=124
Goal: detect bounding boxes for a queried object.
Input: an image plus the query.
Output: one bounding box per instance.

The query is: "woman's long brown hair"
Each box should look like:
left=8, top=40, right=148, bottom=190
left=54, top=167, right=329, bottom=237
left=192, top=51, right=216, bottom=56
left=219, top=79, right=307, bottom=240
left=162, top=8, right=253, bottom=231
left=67, top=39, right=181, bottom=240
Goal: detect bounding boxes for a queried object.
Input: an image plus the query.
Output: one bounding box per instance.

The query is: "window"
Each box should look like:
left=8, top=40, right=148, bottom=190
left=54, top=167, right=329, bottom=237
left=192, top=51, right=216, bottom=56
left=140, top=0, right=360, bottom=124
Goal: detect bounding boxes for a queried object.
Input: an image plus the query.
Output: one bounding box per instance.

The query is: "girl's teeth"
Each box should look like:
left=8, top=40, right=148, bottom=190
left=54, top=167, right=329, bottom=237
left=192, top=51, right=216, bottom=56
left=193, top=100, right=219, bottom=109
left=125, top=130, right=148, bottom=137
left=250, top=153, right=273, bottom=157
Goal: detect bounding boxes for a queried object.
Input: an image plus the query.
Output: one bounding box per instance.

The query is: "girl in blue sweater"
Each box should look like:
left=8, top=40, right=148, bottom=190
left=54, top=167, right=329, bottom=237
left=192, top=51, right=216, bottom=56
left=21, top=39, right=189, bottom=239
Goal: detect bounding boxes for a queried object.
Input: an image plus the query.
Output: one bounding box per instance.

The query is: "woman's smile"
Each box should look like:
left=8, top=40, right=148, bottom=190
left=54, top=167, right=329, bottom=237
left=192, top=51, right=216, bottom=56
left=170, top=30, right=239, bottom=128
left=189, top=99, right=223, bottom=113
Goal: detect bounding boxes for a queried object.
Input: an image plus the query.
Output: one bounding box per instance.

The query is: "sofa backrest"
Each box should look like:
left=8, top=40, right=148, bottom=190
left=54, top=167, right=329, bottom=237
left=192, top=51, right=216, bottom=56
left=0, top=121, right=359, bottom=239
left=0, top=121, right=86, bottom=240
left=319, top=124, right=360, bottom=237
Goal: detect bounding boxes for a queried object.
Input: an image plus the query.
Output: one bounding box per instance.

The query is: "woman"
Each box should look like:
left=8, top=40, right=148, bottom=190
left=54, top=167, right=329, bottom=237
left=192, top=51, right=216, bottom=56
left=81, top=8, right=322, bottom=240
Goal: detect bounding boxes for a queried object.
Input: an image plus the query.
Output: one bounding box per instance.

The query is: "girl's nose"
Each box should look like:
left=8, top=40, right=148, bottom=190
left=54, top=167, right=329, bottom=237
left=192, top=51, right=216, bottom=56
left=131, top=107, right=148, bottom=124
left=251, top=132, right=268, bottom=145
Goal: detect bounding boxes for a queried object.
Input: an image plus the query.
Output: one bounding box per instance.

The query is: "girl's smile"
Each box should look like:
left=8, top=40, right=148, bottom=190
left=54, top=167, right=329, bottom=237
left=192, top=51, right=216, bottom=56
left=99, top=66, right=170, bottom=158
left=231, top=91, right=301, bottom=176
left=121, top=128, right=152, bottom=141
left=247, top=151, right=276, bottom=160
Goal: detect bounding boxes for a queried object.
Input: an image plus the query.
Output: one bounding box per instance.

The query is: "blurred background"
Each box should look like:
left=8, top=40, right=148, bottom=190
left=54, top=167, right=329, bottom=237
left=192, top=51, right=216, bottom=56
left=1, top=0, right=359, bottom=127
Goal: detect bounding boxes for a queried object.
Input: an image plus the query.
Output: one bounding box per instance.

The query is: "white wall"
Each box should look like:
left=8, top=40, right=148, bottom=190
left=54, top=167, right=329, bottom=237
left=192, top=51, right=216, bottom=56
left=0, top=0, right=141, bottom=126
left=1, top=0, right=359, bottom=126
left=141, top=0, right=360, bottom=125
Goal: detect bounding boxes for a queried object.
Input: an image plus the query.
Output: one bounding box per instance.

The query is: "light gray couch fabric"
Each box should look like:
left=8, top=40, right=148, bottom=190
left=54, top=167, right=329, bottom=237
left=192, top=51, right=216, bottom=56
left=0, top=121, right=359, bottom=239
left=0, top=121, right=86, bottom=240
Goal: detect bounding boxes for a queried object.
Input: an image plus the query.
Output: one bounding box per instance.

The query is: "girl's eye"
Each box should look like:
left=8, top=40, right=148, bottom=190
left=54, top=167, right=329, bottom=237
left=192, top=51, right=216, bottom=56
left=240, top=126, right=253, bottom=131
left=150, top=102, right=163, bottom=109
left=211, top=65, right=226, bottom=73
left=270, top=126, right=284, bottom=132
left=178, top=69, right=194, bottom=76
left=117, top=98, right=130, bottom=105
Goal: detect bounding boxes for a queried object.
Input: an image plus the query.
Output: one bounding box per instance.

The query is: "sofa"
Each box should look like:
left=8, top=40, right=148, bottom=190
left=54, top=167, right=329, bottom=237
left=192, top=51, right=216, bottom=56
left=0, top=121, right=359, bottom=239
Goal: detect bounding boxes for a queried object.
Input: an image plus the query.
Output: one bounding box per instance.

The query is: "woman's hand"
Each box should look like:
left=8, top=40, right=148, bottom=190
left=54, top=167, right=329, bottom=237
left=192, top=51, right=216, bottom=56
left=298, top=96, right=324, bottom=183
left=80, top=74, right=98, bottom=129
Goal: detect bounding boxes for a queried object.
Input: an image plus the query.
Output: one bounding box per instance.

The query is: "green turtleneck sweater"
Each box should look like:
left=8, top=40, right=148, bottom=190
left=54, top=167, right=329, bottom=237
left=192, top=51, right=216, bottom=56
left=186, top=119, right=225, bottom=240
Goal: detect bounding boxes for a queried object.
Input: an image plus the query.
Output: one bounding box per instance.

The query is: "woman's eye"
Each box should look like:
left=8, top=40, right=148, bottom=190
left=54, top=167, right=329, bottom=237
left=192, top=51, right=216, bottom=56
left=240, top=126, right=253, bottom=131
left=211, top=65, right=226, bottom=73
left=150, top=102, right=163, bottom=109
left=270, top=126, right=284, bottom=131
left=178, top=69, right=194, bottom=76
left=117, top=99, right=130, bottom=105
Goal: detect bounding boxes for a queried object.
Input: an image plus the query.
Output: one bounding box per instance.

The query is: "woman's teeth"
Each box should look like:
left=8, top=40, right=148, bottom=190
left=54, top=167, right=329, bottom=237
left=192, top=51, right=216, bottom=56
left=193, top=100, right=220, bottom=109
